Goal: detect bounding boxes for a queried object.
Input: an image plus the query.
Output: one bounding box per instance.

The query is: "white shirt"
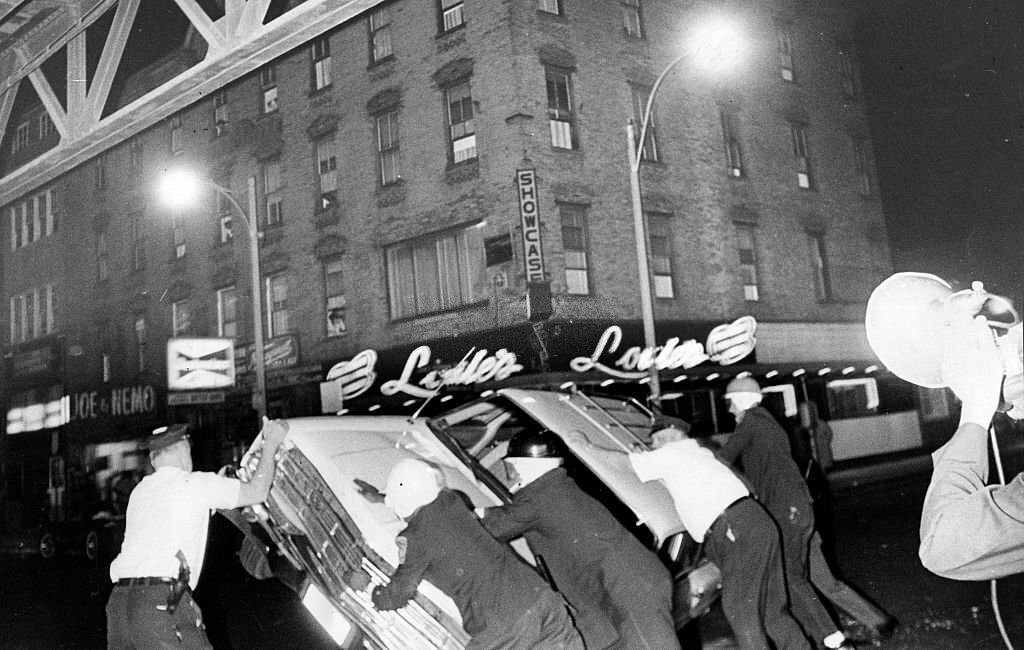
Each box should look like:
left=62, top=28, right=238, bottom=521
left=109, top=466, right=240, bottom=589
left=629, top=439, right=749, bottom=542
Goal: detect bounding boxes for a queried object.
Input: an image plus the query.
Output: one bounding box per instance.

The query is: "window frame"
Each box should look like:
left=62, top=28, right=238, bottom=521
left=808, top=232, right=832, bottom=301
left=777, top=24, right=795, bottom=82
left=266, top=273, right=290, bottom=336
left=324, top=258, right=348, bottom=337
left=217, top=286, right=238, bottom=339
left=315, top=135, right=339, bottom=209
left=385, top=226, right=478, bottom=320
left=440, top=0, right=466, bottom=33
left=621, top=0, right=643, bottom=38
left=376, top=109, right=401, bottom=186
left=260, top=65, right=279, bottom=114
left=445, top=79, right=477, bottom=164
left=720, top=110, right=744, bottom=178
left=129, top=211, right=146, bottom=271
left=134, top=315, right=147, bottom=373
left=95, top=228, right=109, bottom=282
left=852, top=137, right=872, bottom=197
left=735, top=223, right=760, bottom=302
left=213, top=90, right=229, bottom=137
left=9, top=285, right=55, bottom=344
left=171, top=299, right=191, bottom=337
left=169, top=113, right=183, bottom=155
left=311, top=35, right=332, bottom=91
left=648, top=213, right=674, bottom=299
left=262, top=158, right=284, bottom=226
left=369, top=6, right=393, bottom=64
left=790, top=122, right=813, bottom=189
left=546, top=67, right=577, bottom=150
left=538, top=0, right=561, bottom=15
left=559, top=203, right=591, bottom=295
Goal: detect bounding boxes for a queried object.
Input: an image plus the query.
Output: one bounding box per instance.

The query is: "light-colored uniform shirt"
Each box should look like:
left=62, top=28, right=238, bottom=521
left=629, top=439, right=748, bottom=542
left=920, top=422, right=1024, bottom=580
left=109, top=466, right=240, bottom=589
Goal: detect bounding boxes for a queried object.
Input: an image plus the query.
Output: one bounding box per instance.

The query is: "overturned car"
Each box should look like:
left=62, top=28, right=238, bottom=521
left=233, top=388, right=722, bottom=648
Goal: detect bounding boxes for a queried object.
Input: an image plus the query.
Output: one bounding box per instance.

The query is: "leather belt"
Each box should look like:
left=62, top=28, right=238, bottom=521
left=116, top=577, right=175, bottom=587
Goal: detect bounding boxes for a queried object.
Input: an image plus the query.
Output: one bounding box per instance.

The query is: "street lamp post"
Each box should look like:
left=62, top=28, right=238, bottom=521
left=159, top=171, right=267, bottom=420
left=626, top=18, right=743, bottom=406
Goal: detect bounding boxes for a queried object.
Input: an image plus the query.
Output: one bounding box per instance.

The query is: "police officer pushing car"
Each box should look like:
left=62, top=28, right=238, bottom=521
left=106, top=418, right=288, bottom=649
left=480, top=430, right=679, bottom=650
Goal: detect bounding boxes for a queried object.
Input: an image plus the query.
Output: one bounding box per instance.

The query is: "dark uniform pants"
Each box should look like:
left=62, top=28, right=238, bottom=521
left=703, top=497, right=811, bottom=650
left=467, top=589, right=584, bottom=650
left=106, top=582, right=212, bottom=649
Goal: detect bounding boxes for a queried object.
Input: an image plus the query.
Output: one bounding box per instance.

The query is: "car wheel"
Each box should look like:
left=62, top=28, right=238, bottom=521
left=85, top=529, right=100, bottom=561
left=39, top=531, right=57, bottom=560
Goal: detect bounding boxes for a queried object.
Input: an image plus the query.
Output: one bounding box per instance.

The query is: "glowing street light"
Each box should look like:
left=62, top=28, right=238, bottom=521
left=158, top=168, right=267, bottom=420
left=627, top=16, right=744, bottom=405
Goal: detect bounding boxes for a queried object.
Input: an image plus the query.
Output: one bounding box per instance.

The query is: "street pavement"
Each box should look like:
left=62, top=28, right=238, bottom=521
left=1, top=470, right=1022, bottom=649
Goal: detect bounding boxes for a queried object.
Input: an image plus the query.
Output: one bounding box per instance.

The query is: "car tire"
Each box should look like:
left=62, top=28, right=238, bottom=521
left=39, top=531, right=58, bottom=560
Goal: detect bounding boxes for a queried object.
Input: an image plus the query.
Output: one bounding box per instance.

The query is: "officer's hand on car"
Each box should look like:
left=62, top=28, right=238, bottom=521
left=261, top=417, right=290, bottom=449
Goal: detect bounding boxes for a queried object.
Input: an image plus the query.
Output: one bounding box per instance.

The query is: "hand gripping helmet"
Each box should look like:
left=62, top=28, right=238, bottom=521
left=506, top=430, right=563, bottom=459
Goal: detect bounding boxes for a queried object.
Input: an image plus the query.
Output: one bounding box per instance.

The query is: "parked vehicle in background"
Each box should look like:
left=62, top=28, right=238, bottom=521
left=233, top=388, right=722, bottom=648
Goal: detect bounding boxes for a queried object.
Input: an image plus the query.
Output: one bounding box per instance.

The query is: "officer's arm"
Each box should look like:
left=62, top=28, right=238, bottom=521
left=236, top=418, right=289, bottom=507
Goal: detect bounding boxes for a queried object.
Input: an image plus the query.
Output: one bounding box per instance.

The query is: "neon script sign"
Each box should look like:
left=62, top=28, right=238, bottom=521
left=569, top=317, right=757, bottom=379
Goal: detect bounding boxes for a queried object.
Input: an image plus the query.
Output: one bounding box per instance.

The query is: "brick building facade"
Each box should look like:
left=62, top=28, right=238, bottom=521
left=0, top=0, right=900, bottom=535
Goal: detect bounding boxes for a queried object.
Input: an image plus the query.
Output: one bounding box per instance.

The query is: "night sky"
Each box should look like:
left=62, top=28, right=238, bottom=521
left=854, top=0, right=1024, bottom=300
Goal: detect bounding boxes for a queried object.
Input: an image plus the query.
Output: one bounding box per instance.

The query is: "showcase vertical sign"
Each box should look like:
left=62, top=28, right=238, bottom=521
left=516, top=168, right=545, bottom=282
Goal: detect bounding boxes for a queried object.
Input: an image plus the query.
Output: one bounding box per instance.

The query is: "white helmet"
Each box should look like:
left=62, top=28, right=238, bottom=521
left=384, top=459, right=445, bottom=519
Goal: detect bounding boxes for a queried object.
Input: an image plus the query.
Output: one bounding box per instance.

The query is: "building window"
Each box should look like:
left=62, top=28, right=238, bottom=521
left=446, top=80, right=476, bottom=163
left=169, top=113, right=183, bottom=155
left=560, top=204, right=590, bottom=295
left=213, top=90, right=229, bottom=137
left=777, top=24, right=795, bottom=82
left=172, top=213, right=186, bottom=259
left=9, top=285, right=55, bottom=344
left=129, top=211, right=145, bottom=270
left=631, top=85, right=658, bottom=161
left=838, top=48, right=857, bottom=98
left=95, top=229, right=109, bottom=282
left=260, top=65, right=278, bottom=114
left=808, top=233, right=832, bottom=301
left=324, top=259, right=347, bottom=336
left=129, top=138, right=144, bottom=183
left=386, top=226, right=477, bottom=319
left=312, top=36, right=332, bottom=91
left=134, top=316, right=147, bottom=373
left=790, top=122, right=813, bottom=189
left=94, top=155, right=107, bottom=189
left=735, top=224, right=760, bottom=301
left=172, top=299, right=191, bottom=337
left=720, top=110, right=744, bottom=177
left=369, top=6, right=392, bottom=63
left=622, top=0, right=643, bottom=38
left=102, top=352, right=112, bottom=383
left=852, top=137, right=872, bottom=196
left=315, top=136, right=338, bottom=209
left=441, top=0, right=465, bottom=32
left=12, top=120, right=30, bottom=153
left=39, top=112, right=55, bottom=139
left=649, top=214, right=674, bottom=298
left=217, top=286, right=238, bottom=338
left=7, top=188, right=55, bottom=250
left=266, top=273, right=289, bottom=336
left=262, top=158, right=283, bottom=226
left=539, top=0, right=561, bottom=14
left=376, top=110, right=401, bottom=186
left=217, top=189, right=233, bottom=243
left=546, top=68, right=576, bottom=150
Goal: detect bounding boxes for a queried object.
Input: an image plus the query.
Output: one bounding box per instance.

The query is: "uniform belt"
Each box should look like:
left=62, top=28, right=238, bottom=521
left=116, top=577, right=176, bottom=587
